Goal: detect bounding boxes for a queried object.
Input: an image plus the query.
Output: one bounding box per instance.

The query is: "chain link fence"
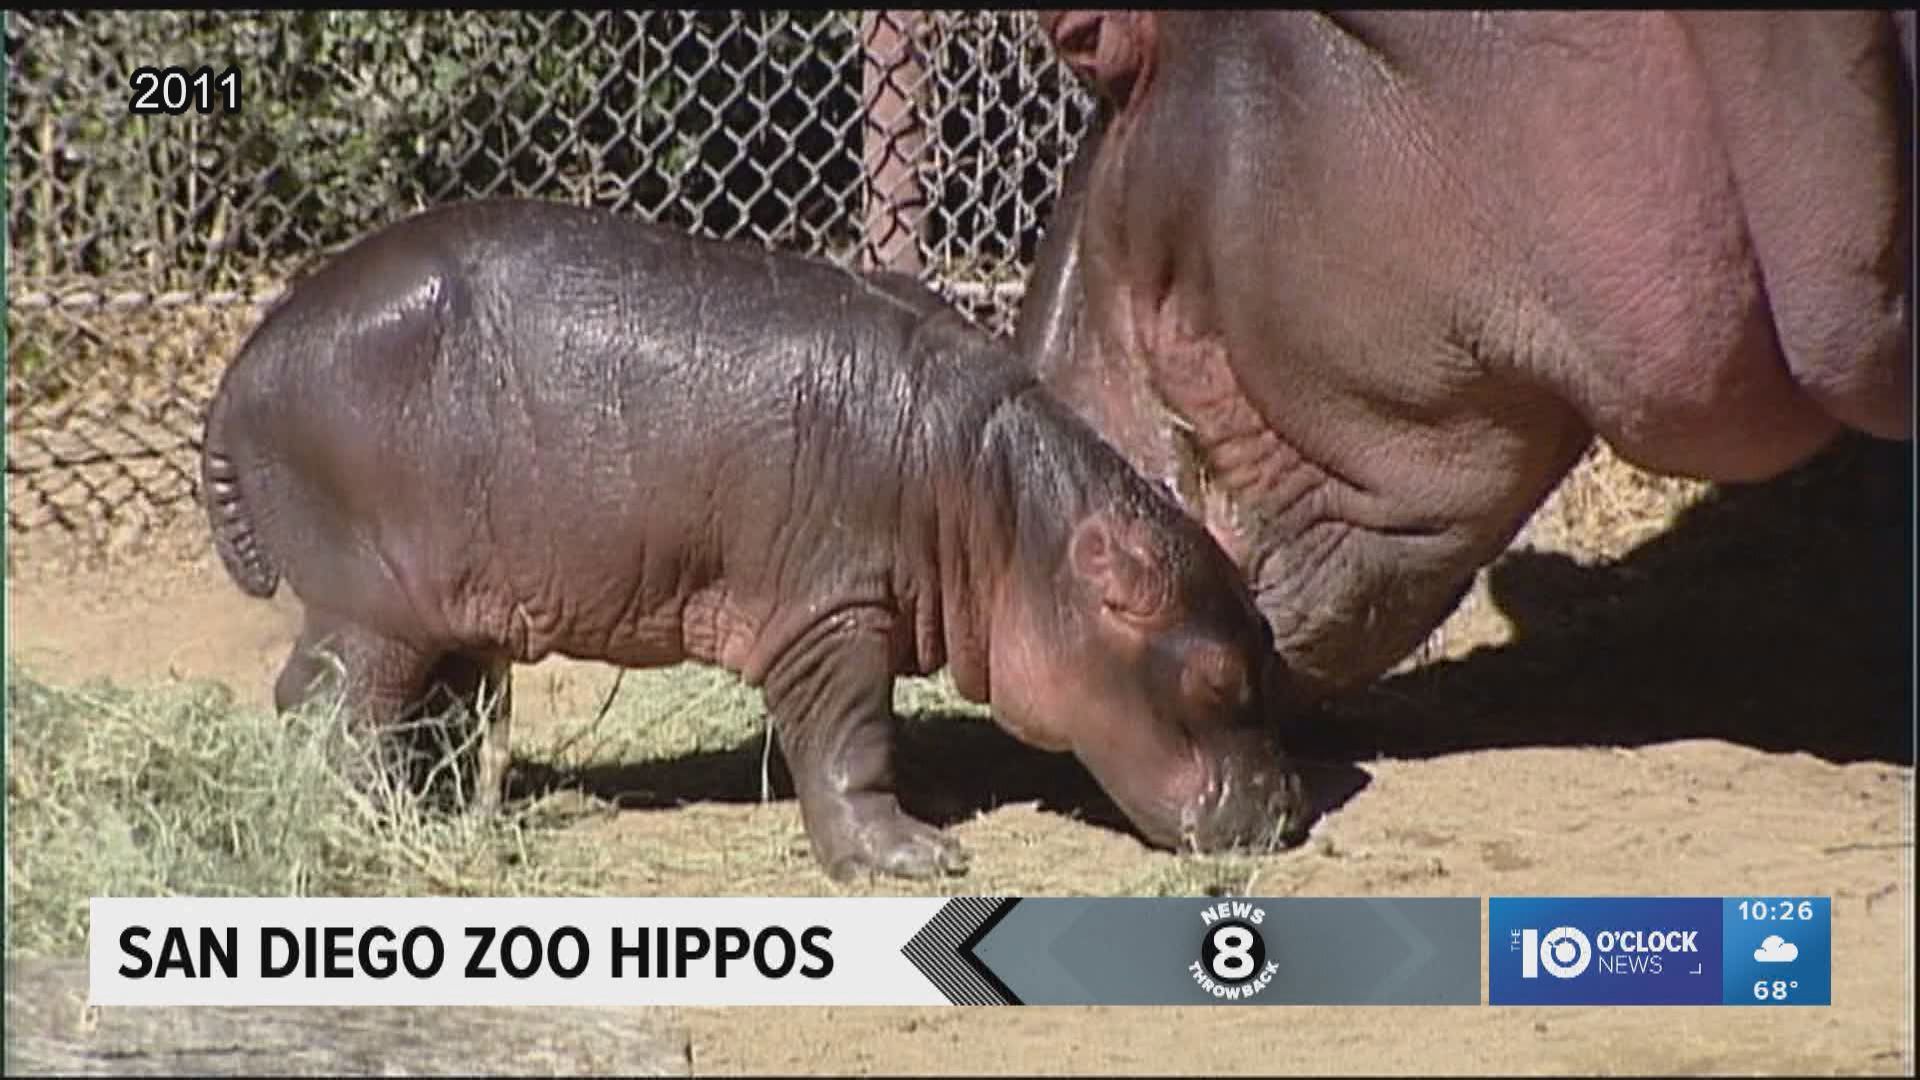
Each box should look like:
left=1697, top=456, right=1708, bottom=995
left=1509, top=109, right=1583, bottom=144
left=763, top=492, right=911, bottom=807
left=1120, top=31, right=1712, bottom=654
left=5, top=10, right=1094, bottom=539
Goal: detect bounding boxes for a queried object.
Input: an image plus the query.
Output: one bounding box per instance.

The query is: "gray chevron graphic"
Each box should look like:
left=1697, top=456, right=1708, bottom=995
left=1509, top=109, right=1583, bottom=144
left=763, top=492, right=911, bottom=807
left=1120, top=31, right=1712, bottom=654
left=968, top=897, right=1480, bottom=1005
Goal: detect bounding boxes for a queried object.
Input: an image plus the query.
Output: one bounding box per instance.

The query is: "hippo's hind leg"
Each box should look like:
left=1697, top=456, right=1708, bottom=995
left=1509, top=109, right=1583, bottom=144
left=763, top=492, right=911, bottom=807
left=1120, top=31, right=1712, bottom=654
left=274, top=613, right=511, bottom=813
left=275, top=613, right=431, bottom=725
left=273, top=613, right=436, bottom=802
left=417, top=653, right=515, bottom=817
left=762, top=607, right=969, bottom=882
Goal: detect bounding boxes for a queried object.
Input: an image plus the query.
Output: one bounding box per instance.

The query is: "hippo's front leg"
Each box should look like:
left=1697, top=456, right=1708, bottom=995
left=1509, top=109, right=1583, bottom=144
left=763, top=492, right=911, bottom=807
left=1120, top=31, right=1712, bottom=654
left=762, top=607, right=970, bottom=882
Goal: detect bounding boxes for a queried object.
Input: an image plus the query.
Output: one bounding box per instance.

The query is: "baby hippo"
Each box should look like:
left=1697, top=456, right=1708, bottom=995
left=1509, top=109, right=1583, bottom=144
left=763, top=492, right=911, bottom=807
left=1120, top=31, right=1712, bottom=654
left=200, top=197, right=1307, bottom=880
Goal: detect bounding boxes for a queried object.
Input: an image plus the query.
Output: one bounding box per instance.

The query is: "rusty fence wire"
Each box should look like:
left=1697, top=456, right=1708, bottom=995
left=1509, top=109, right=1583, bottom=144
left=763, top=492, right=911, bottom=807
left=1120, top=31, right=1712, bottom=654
left=4, top=10, right=1094, bottom=538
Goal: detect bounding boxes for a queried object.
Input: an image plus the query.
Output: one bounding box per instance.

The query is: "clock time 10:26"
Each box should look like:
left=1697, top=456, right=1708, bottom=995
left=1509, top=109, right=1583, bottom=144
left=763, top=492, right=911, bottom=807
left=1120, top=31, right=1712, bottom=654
left=1737, top=899, right=1816, bottom=921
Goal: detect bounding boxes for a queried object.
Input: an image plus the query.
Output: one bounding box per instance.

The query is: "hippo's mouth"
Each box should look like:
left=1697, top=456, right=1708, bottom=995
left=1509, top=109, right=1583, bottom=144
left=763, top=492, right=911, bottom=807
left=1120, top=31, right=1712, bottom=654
left=1098, top=734, right=1307, bottom=856
left=1181, top=746, right=1310, bottom=854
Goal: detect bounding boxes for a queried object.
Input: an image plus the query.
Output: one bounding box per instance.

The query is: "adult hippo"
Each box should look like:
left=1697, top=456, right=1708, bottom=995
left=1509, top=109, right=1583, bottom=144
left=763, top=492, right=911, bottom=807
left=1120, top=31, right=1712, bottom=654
left=1016, top=11, right=1914, bottom=697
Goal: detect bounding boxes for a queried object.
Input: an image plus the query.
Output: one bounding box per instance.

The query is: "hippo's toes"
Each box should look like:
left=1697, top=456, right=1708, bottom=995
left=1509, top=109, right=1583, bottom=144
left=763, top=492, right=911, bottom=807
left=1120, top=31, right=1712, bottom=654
left=821, top=810, right=971, bottom=883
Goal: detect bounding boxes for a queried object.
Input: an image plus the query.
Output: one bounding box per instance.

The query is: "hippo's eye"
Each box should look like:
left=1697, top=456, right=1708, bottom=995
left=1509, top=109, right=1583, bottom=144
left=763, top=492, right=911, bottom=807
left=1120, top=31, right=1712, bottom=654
left=1182, top=642, right=1251, bottom=711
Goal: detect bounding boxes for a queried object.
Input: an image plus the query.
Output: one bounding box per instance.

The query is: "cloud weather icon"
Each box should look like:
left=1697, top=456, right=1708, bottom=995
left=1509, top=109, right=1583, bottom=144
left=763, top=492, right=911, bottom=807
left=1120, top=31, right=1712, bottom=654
left=1754, top=935, right=1799, bottom=963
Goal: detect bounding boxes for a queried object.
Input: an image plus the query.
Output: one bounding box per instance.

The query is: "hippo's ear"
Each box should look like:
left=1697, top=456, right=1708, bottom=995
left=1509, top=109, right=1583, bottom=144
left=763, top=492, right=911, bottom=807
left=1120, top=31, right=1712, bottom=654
left=1042, top=11, right=1155, bottom=108
left=1069, top=515, right=1173, bottom=625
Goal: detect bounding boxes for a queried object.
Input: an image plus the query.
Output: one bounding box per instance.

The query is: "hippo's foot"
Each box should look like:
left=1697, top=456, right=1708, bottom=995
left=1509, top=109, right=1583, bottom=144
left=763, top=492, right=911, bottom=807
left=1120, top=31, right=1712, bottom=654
left=803, top=791, right=971, bottom=882
left=762, top=606, right=968, bottom=881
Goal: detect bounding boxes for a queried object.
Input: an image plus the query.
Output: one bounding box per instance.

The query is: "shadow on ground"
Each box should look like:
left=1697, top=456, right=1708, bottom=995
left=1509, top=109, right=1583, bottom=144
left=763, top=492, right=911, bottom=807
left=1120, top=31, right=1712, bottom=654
left=513, top=712, right=1368, bottom=851
left=516, top=434, right=1909, bottom=845
left=515, top=712, right=1120, bottom=829
left=1301, top=434, right=1913, bottom=767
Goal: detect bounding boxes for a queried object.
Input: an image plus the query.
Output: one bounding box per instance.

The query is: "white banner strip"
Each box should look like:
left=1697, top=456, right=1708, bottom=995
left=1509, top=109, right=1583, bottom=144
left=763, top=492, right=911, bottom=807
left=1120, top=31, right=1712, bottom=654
left=89, top=897, right=954, bottom=1007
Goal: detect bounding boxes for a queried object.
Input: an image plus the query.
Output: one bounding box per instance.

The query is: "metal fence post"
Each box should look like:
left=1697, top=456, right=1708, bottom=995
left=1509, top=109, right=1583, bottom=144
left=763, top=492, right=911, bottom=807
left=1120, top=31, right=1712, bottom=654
left=858, top=10, right=928, bottom=275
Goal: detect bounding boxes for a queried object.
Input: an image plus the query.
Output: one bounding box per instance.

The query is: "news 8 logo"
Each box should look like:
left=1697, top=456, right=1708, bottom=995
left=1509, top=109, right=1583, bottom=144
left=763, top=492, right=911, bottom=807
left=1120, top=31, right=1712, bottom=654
left=1190, top=901, right=1279, bottom=1000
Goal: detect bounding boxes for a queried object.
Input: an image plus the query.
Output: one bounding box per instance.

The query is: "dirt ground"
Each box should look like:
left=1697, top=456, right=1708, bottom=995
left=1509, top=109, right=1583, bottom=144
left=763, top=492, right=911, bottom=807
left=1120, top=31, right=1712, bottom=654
left=5, top=436, right=1913, bottom=1076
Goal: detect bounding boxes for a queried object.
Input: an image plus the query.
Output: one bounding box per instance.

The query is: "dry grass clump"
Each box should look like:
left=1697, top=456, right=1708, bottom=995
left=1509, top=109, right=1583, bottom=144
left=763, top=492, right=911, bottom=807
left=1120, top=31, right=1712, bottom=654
left=3, top=659, right=610, bottom=959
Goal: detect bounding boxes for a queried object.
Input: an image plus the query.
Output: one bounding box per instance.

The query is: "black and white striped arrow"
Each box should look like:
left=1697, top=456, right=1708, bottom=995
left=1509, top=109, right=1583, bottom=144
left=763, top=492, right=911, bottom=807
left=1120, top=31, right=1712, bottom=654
left=900, top=897, right=1024, bottom=1005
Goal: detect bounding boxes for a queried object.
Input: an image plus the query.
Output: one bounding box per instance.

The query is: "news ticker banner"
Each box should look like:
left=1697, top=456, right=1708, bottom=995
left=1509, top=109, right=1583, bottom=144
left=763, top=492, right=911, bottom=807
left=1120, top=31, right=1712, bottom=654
left=90, top=896, right=1479, bottom=1006
left=87, top=895, right=1829, bottom=1007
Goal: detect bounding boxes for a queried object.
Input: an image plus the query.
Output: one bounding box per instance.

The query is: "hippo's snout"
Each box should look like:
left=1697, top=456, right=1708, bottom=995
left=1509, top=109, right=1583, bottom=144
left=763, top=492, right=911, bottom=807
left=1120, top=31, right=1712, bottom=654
left=1184, top=749, right=1310, bottom=854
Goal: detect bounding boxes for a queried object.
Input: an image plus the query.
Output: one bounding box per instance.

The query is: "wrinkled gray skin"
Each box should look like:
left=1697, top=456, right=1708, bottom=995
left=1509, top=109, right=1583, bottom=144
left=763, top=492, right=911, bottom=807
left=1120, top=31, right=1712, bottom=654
left=201, top=198, right=1305, bottom=881
left=1017, top=11, right=1915, bottom=698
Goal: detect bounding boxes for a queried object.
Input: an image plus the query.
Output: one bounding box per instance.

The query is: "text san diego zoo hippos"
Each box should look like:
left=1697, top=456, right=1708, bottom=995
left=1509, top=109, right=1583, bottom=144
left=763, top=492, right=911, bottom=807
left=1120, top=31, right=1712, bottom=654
left=116, top=923, right=836, bottom=981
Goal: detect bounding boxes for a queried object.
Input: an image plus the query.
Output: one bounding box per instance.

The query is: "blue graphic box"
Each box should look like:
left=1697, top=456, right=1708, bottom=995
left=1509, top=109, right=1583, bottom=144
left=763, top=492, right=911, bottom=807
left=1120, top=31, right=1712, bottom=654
left=1719, top=897, right=1831, bottom=1007
left=1490, top=897, right=1724, bottom=1005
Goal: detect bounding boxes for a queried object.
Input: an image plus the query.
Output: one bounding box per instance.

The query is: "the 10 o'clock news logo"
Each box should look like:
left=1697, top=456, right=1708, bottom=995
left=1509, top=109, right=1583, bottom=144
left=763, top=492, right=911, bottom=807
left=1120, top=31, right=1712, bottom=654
left=1491, top=897, right=1724, bottom=1006
left=1188, top=900, right=1280, bottom=1000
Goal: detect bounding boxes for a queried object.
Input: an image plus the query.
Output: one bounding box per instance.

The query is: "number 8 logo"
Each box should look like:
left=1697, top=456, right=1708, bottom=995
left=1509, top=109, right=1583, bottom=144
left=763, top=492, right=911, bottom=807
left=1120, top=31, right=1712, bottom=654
left=1212, top=926, right=1255, bottom=978
left=1203, top=920, right=1267, bottom=984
